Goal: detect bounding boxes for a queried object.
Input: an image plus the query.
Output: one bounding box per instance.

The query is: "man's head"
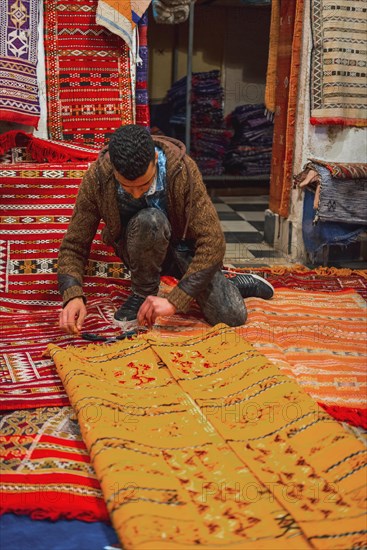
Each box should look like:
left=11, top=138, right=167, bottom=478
left=109, top=124, right=157, bottom=199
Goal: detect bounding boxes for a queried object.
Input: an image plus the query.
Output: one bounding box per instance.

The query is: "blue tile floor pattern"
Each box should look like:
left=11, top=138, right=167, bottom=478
left=212, top=195, right=288, bottom=267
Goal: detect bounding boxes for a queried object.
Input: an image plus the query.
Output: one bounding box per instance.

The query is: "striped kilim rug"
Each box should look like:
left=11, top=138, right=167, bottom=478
left=0, top=162, right=129, bottom=310
left=310, top=0, right=367, bottom=127
left=44, top=0, right=134, bottom=146
left=48, top=324, right=367, bottom=549
left=242, top=288, right=367, bottom=429
left=0, top=407, right=109, bottom=522
left=0, top=292, right=130, bottom=410
left=0, top=161, right=129, bottom=410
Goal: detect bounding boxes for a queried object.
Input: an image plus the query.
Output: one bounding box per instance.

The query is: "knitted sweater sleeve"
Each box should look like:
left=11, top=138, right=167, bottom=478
left=167, top=157, right=226, bottom=313
left=57, top=164, right=101, bottom=306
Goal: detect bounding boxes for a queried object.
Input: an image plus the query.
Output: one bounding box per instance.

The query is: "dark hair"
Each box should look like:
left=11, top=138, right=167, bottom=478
left=108, top=124, right=155, bottom=180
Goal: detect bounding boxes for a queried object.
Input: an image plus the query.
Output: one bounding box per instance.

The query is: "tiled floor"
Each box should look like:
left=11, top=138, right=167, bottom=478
left=212, top=195, right=288, bottom=267
left=214, top=195, right=367, bottom=269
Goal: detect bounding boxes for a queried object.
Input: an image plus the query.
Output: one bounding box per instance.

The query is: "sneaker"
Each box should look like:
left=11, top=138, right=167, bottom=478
left=225, top=272, right=274, bottom=300
left=113, top=293, right=146, bottom=326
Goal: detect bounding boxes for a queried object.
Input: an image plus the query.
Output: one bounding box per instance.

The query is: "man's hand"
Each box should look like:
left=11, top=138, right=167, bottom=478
left=137, top=296, right=176, bottom=328
left=59, top=297, right=87, bottom=335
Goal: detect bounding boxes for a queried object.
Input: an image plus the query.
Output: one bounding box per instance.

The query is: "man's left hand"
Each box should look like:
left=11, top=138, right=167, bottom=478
left=137, top=296, right=176, bottom=328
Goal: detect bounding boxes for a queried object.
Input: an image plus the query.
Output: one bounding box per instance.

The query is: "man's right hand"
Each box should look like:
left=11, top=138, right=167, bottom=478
left=59, top=297, right=87, bottom=335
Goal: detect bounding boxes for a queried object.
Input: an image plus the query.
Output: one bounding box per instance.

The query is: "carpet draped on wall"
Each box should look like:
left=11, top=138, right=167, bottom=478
left=135, top=11, right=150, bottom=128
left=268, top=0, right=304, bottom=218
left=310, top=0, right=367, bottom=127
left=44, top=0, right=134, bottom=147
left=0, top=0, right=41, bottom=127
left=264, top=0, right=280, bottom=116
left=48, top=324, right=367, bottom=550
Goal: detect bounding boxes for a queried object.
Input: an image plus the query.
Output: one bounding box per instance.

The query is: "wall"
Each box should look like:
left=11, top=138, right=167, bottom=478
left=274, top=0, right=367, bottom=262
left=148, top=4, right=271, bottom=115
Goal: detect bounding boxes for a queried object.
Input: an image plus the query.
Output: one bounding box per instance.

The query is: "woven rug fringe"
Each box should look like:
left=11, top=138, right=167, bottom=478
left=1, top=495, right=109, bottom=523
left=310, top=117, right=367, bottom=128
left=0, top=130, right=19, bottom=155
left=0, top=130, right=99, bottom=163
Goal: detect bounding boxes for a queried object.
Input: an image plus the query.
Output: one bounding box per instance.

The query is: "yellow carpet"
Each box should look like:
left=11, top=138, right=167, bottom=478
left=49, top=325, right=366, bottom=549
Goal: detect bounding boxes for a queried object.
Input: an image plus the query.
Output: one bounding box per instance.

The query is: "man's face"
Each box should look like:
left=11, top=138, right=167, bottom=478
left=113, top=153, right=158, bottom=199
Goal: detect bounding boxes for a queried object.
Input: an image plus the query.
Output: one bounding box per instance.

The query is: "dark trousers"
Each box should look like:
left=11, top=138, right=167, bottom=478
left=120, top=208, right=247, bottom=327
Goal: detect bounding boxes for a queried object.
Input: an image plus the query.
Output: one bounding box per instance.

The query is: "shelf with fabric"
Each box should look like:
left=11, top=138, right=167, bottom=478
left=148, top=1, right=272, bottom=183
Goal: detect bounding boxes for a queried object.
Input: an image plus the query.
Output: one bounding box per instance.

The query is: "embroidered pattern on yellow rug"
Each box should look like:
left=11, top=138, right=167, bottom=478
left=49, top=325, right=367, bottom=549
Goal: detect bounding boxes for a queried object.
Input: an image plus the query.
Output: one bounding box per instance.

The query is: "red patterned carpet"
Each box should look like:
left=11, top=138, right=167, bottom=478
left=0, top=407, right=109, bottom=522
left=44, top=0, right=134, bottom=146
left=0, top=161, right=128, bottom=309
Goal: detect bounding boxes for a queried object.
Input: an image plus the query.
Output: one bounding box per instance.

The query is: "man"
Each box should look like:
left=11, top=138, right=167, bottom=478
left=58, top=124, right=273, bottom=335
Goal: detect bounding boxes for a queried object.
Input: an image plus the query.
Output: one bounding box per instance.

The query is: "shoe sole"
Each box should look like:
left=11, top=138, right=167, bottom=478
left=224, top=271, right=274, bottom=299
left=246, top=273, right=274, bottom=297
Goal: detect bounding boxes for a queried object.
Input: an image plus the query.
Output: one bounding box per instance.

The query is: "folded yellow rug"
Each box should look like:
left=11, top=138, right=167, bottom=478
left=49, top=324, right=366, bottom=549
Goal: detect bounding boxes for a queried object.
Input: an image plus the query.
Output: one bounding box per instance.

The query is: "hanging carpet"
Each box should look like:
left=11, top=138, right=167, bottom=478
left=44, top=0, right=134, bottom=147
left=310, top=0, right=367, bottom=127
left=269, top=0, right=304, bottom=218
left=0, top=0, right=41, bottom=127
left=48, top=324, right=367, bottom=550
left=135, top=11, right=150, bottom=128
left=264, top=0, right=280, bottom=115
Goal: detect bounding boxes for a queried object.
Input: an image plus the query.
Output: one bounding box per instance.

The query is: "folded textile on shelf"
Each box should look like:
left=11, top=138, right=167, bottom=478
left=167, top=70, right=228, bottom=174
left=224, top=104, right=273, bottom=176
left=295, top=159, right=367, bottom=225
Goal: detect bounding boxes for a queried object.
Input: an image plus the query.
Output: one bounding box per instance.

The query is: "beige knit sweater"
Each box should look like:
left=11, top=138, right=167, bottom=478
left=57, top=136, right=225, bottom=312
